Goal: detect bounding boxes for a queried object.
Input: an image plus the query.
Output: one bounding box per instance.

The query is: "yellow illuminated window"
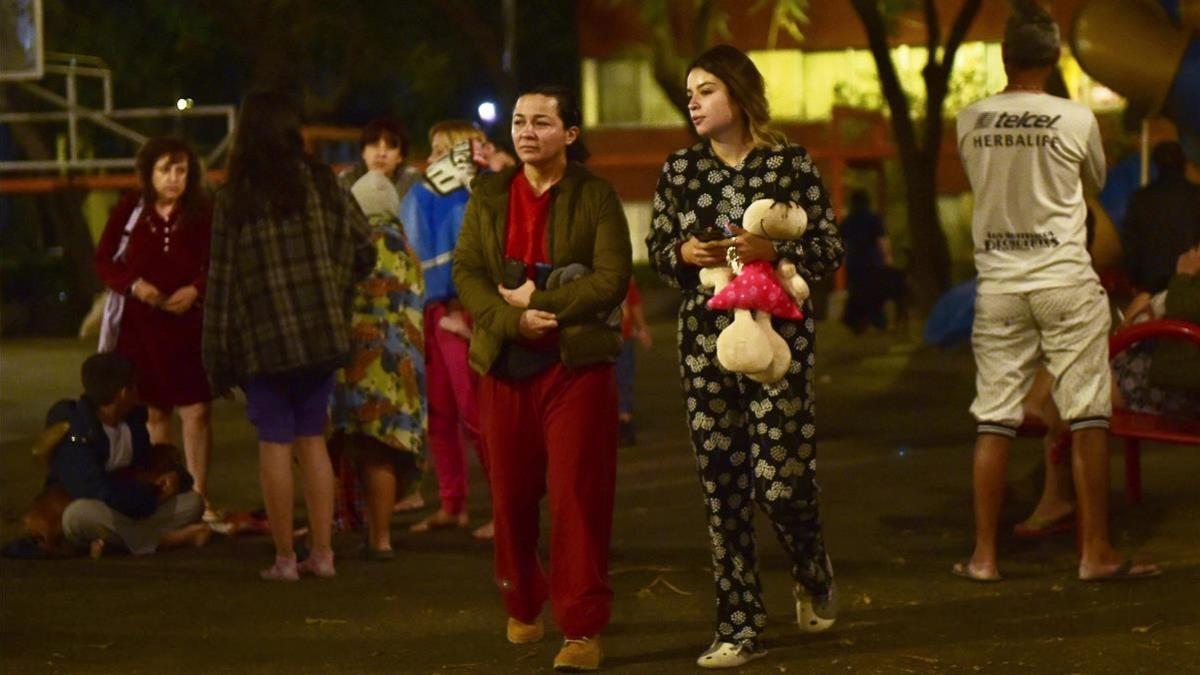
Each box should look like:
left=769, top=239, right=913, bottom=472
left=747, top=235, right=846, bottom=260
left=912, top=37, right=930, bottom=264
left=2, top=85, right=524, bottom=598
left=581, top=43, right=1122, bottom=128
left=747, top=50, right=805, bottom=119
left=581, top=57, right=682, bottom=127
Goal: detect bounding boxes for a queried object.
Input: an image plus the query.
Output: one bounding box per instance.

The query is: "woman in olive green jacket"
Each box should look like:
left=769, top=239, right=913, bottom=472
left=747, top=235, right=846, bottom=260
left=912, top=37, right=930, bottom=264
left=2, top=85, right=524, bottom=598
left=453, top=164, right=631, bottom=374
left=452, top=85, right=630, bottom=673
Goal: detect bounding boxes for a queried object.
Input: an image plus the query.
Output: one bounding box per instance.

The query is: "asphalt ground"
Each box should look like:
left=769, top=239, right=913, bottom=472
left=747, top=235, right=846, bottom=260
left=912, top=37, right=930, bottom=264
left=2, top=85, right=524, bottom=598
left=2, top=307, right=1197, bottom=674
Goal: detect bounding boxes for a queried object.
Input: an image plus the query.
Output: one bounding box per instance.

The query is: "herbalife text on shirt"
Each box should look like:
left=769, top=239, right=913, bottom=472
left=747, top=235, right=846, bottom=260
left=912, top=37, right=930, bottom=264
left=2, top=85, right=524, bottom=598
left=971, top=110, right=1062, bottom=149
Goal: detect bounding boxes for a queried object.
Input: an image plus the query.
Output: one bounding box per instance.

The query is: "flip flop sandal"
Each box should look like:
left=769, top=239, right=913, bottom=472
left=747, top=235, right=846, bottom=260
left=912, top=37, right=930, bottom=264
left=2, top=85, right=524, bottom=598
left=409, top=512, right=469, bottom=533
left=1080, top=559, right=1162, bottom=582
left=1013, top=511, right=1075, bottom=538
left=392, top=494, right=426, bottom=513
left=951, top=560, right=1002, bottom=582
left=362, top=547, right=396, bottom=561
left=472, top=521, right=495, bottom=540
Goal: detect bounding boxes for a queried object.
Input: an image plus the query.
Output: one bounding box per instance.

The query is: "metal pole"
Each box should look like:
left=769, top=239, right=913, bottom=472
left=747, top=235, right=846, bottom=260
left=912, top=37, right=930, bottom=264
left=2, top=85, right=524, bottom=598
left=0, top=107, right=235, bottom=122
left=0, top=158, right=137, bottom=171
left=103, top=71, right=113, bottom=112
left=205, top=133, right=232, bottom=166
left=18, top=81, right=148, bottom=146
left=502, top=0, right=517, bottom=78
left=106, top=105, right=236, bottom=118
left=66, top=67, right=78, bottom=162
left=43, top=64, right=112, bottom=78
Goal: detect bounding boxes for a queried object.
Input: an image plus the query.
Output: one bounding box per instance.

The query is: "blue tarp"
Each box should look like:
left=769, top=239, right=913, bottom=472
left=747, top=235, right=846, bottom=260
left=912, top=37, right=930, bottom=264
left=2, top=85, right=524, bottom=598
left=923, top=278, right=977, bottom=348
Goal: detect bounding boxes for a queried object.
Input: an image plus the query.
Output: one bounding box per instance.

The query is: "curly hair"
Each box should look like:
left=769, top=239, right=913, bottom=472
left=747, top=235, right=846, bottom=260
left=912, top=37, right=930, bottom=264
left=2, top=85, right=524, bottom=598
left=135, top=136, right=207, bottom=222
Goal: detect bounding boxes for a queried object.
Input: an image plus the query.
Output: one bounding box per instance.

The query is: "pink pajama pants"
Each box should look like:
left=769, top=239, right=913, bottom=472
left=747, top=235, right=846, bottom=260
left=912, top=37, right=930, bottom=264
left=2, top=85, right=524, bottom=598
left=425, top=302, right=488, bottom=515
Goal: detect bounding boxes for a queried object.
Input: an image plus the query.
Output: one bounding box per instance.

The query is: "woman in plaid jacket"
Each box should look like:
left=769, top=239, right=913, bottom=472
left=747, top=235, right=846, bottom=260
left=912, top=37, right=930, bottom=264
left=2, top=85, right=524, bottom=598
left=203, top=91, right=375, bottom=581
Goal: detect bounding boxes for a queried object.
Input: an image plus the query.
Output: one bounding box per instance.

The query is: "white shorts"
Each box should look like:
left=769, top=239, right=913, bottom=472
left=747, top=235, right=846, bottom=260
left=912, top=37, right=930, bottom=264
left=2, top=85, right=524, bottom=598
left=970, top=281, right=1112, bottom=437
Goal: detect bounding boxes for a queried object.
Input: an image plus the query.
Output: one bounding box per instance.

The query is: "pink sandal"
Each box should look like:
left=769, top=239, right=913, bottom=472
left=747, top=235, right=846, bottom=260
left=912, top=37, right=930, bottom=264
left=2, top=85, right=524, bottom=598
left=298, top=548, right=336, bottom=578
left=260, top=555, right=299, bottom=582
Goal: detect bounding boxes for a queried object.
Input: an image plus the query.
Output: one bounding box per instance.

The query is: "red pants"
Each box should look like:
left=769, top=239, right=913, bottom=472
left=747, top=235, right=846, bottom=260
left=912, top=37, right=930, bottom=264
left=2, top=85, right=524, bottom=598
left=480, top=362, right=618, bottom=639
left=425, top=303, right=486, bottom=514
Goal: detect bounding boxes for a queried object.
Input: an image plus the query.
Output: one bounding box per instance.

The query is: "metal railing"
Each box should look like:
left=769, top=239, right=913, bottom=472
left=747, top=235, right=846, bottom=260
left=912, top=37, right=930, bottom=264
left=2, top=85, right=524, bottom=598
left=0, top=52, right=235, bottom=172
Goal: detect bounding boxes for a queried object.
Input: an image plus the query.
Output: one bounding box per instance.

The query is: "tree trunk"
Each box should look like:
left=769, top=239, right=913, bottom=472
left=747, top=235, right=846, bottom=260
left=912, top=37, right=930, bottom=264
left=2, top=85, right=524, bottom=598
left=647, top=0, right=717, bottom=125
left=904, top=157, right=951, bottom=312
left=648, top=24, right=691, bottom=122
left=849, top=0, right=981, bottom=313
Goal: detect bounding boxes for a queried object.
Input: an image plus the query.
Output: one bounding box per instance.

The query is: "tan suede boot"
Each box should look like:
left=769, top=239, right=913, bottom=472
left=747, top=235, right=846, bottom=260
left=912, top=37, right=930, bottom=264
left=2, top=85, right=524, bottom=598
left=553, top=636, right=602, bottom=672
left=506, top=616, right=544, bottom=644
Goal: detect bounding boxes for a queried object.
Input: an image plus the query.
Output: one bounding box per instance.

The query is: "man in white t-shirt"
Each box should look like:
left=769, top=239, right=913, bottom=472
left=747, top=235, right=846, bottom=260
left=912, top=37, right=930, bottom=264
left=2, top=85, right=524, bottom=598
left=953, top=6, right=1159, bottom=582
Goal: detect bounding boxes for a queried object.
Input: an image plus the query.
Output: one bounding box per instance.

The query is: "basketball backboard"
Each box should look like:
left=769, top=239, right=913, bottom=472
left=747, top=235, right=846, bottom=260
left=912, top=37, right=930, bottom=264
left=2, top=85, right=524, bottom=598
left=0, top=0, right=44, bottom=81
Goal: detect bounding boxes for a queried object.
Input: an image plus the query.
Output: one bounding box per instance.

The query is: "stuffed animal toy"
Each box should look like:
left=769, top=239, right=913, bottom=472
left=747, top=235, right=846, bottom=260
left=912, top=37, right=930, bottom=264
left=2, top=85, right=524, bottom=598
left=744, top=197, right=807, bottom=241
left=699, top=198, right=809, bottom=295
left=701, top=198, right=811, bottom=384
left=775, top=260, right=810, bottom=305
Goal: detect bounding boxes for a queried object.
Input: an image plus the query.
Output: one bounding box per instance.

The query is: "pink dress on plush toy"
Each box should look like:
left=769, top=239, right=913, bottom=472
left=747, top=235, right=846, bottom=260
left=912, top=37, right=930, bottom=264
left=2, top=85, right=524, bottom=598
left=708, top=261, right=804, bottom=319
left=707, top=261, right=804, bottom=383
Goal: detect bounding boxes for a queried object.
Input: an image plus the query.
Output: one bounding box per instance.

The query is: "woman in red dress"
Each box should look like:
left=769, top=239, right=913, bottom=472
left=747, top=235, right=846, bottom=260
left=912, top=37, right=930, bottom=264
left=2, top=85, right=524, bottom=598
left=94, top=137, right=215, bottom=515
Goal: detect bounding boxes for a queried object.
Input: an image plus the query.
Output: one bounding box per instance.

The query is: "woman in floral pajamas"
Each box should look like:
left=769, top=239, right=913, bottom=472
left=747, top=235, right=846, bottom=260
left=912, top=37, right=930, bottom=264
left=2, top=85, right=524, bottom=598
left=645, top=45, right=845, bottom=669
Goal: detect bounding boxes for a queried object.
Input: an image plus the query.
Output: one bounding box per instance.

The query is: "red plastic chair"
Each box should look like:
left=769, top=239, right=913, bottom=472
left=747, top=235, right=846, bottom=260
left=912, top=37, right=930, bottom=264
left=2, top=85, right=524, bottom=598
left=1017, top=319, right=1200, bottom=504
left=1107, top=319, right=1200, bottom=504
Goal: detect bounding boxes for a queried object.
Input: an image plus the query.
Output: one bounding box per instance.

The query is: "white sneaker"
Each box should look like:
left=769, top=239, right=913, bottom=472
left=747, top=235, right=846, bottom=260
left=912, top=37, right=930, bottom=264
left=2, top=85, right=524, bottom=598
left=696, top=641, right=767, bottom=669
left=795, top=580, right=837, bottom=633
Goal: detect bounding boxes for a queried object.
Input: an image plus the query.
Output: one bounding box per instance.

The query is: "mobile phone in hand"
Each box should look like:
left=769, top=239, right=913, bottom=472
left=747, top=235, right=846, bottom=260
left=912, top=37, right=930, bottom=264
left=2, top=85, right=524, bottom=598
left=694, top=226, right=729, bottom=243
left=502, top=257, right=527, bottom=289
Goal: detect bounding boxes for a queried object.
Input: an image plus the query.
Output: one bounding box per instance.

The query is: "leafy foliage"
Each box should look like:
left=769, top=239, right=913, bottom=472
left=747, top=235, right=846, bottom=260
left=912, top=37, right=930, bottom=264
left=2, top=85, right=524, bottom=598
left=752, top=0, right=810, bottom=49
left=832, top=43, right=993, bottom=118
left=608, top=0, right=809, bottom=121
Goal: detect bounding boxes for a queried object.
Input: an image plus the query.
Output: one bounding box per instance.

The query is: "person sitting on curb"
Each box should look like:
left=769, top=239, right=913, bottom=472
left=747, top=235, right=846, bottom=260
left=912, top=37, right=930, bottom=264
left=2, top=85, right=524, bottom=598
left=49, top=352, right=211, bottom=558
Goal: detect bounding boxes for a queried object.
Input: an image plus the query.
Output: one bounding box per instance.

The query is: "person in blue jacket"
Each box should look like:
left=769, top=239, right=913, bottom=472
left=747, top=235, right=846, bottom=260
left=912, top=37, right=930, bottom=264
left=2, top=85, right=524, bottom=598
left=49, top=352, right=210, bottom=557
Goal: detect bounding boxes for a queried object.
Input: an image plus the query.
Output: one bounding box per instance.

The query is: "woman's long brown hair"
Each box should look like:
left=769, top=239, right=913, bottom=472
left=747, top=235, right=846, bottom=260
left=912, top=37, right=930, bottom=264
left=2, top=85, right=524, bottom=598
left=687, top=45, right=787, bottom=148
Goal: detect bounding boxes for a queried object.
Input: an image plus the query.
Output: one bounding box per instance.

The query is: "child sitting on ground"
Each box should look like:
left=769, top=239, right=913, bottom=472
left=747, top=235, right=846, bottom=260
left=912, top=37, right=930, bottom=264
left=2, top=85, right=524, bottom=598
left=9, top=352, right=211, bottom=558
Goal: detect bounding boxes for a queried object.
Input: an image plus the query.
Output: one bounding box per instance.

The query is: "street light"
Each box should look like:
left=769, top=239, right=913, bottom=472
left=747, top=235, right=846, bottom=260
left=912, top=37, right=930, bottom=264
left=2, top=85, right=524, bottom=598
left=477, top=100, right=497, bottom=124
left=176, top=97, right=194, bottom=111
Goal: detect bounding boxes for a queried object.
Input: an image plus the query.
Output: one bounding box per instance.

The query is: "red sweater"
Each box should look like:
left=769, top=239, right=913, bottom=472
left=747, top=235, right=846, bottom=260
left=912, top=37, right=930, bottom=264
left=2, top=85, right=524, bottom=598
left=504, top=170, right=552, bottom=272
left=505, top=171, right=557, bottom=349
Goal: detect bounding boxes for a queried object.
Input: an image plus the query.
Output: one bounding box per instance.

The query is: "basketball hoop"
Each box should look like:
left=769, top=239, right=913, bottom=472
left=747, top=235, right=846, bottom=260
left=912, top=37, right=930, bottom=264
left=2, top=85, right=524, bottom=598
left=0, top=0, right=44, bottom=82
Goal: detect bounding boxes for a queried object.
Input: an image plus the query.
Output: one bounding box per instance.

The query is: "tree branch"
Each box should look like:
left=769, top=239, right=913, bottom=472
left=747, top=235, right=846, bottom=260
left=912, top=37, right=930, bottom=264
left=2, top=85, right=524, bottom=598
left=850, top=0, right=917, bottom=164
left=694, top=0, right=716, bottom=54
left=924, top=0, right=939, bottom=58
left=649, top=22, right=690, bottom=121
left=944, top=0, right=982, bottom=66
left=922, top=0, right=983, bottom=163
